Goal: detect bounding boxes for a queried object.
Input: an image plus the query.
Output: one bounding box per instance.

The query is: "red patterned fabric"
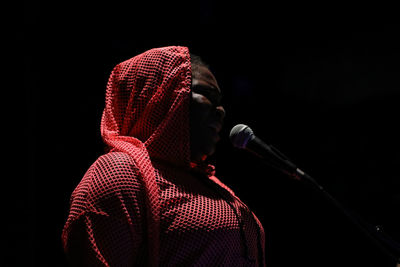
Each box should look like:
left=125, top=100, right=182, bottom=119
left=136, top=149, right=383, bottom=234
left=62, top=46, right=265, bottom=266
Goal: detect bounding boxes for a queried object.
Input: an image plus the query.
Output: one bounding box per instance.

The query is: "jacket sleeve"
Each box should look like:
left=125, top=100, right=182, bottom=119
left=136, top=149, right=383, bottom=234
left=62, top=153, right=147, bottom=266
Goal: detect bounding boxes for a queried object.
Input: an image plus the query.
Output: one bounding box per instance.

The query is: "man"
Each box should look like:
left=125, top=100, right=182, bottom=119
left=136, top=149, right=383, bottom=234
left=62, top=46, right=265, bottom=266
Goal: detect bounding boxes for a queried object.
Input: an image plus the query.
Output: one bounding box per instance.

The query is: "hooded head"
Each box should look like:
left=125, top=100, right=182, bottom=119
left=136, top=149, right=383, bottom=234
left=101, top=46, right=192, bottom=166
left=101, top=46, right=224, bottom=170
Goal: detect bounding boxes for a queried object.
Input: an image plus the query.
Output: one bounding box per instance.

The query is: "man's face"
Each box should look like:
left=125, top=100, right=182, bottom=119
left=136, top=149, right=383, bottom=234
left=190, top=66, right=225, bottom=163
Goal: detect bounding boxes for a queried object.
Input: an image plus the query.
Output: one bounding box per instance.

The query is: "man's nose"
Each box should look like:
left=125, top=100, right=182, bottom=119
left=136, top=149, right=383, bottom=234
left=216, top=106, right=226, bottom=120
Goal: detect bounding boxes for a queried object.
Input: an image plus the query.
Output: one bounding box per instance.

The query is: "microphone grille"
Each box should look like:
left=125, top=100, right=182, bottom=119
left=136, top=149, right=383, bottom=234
left=229, top=124, right=254, bottom=149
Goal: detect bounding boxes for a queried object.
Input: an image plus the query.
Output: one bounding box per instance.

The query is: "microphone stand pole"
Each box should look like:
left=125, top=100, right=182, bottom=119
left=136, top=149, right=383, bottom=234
left=293, top=168, right=400, bottom=265
left=248, top=138, right=400, bottom=264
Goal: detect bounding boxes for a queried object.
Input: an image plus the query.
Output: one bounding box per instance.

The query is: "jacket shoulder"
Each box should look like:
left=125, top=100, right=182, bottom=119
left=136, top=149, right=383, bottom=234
left=71, top=152, right=145, bottom=209
left=90, top=152, right=143, bottom=190
left=95, top=152, right=139, bottom=176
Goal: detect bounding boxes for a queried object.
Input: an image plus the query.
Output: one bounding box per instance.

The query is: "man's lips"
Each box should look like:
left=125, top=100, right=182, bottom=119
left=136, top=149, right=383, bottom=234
left=208, top=122, right=223, bottom=133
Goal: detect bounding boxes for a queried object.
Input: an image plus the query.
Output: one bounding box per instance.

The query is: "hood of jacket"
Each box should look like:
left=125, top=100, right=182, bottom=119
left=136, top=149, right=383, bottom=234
left=101, top=46, right=192, bottom=168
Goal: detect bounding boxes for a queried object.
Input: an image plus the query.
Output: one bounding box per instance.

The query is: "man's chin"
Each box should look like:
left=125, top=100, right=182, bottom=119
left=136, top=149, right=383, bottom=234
left=191, top=142, right=217, bottom=162
left=204, top=145, right=216, bottom=158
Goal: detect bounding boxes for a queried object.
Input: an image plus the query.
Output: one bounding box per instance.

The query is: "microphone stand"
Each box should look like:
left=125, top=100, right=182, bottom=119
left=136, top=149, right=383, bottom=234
left=294, top=169, right=400, bottom=264
left=246, top=137, right=400, bottom=264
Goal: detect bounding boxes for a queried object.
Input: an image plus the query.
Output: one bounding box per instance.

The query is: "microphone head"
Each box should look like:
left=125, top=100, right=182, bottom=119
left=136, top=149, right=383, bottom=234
left=229, top=124, right=254, bottom=149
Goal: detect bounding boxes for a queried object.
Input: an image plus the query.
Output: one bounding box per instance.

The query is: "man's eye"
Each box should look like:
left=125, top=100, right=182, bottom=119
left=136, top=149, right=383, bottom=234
left=193, top=86, right=221, bottom=106
left=202, top=92, right=214, bottom=101
left=203, top=93, right=220, bottom=106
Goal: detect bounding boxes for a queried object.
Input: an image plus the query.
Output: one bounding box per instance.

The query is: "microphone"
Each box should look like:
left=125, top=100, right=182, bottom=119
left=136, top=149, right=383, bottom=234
left=229, top=124, right=303, bottom=179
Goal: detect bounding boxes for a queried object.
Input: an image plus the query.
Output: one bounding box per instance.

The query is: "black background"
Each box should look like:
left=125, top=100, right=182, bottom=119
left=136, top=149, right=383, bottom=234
left=20, top=1, right=400, bottom=266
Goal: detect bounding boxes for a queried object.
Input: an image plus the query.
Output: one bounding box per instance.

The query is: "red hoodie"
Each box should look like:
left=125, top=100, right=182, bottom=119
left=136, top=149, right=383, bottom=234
left=62, top=46, right=266, bottom=266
